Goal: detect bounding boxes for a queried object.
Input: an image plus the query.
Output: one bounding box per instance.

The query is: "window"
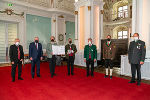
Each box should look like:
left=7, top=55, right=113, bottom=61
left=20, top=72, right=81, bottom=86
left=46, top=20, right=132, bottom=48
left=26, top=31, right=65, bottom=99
left=118, top=31, right=128, bottom=39
left=118, top=5, right=128, bottom=18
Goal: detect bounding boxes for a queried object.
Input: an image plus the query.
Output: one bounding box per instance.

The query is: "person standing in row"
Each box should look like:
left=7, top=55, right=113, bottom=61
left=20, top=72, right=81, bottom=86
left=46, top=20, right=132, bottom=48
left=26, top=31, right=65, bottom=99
left=9, top=38, right=24, bottom=82
left=29, top=37, right=43, bottom=79
left=65, top=38, right=77, bottom=76
left=103, top=35, right=116, bottom=79
left=46, top=36, right=57, bottom=78
left=128, top=33, right=146, bottom=86
left=84, top=38, right=97, bottom=77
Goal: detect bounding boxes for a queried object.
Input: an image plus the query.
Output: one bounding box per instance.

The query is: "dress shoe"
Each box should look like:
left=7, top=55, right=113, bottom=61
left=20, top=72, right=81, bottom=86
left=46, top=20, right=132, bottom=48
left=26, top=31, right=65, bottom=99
left=128, top=81, right=136, bottom=83
left=32, top=76, right=34, bottom=79
left=37, top=75, right=41, bottom=77
left=18, top=77, right=23, bottom=80
left=104, top=75, right=108, bottom=78
left=51, top=75, right=53, bottom=78
left=91, top=74, right=94, bottom=77
left=87, top=74, right=89, bottom=77
left=137, top=82, right=141, bottom=86
left=110, top=76, right=112, bottom=79
left=12, top=79, right=15, bottom=82
left=53, top=73, right=57, bottom=76
left=71, top=73, right=74, bottom=76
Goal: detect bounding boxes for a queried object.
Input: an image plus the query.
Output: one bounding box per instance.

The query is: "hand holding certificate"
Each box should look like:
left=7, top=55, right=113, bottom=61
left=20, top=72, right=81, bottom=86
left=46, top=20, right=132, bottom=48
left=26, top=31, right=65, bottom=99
left=67, top=50, right=74, bottom=54
left=52, top=45, right=65, bottom=55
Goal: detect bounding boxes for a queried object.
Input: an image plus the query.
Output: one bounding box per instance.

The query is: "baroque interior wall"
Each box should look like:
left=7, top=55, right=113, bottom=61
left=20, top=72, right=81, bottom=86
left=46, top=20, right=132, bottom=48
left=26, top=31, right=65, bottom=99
left=26, top=14, right=51, bottom=49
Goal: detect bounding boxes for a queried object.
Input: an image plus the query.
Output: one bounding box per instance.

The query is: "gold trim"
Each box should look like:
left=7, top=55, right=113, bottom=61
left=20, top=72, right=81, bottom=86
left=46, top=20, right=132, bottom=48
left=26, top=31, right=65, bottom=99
left=100, top=10, right=104, bottom=14
left=88, top=6, right=91, bottom=11
left=53, top=20, right=56, bottom=22
left=74, top=11, right=78, bottom=15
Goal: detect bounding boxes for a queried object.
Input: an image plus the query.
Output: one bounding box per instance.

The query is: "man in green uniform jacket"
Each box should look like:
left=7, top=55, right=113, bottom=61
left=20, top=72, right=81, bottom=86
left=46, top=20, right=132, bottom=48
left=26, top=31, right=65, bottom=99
left=84, top=38, right=97, bottom=77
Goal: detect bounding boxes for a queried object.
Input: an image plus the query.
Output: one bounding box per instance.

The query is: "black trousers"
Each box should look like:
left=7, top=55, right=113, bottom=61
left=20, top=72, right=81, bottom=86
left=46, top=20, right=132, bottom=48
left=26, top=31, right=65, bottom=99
left=31, top=59, right=40, bottom=77
left=86, top=59, right=94, bottom=76
left=11, top=60, right=22, bottom=80
left=131, top=64, right=141, bottom=82
left=67, top=56, right=74, bottom=75
left=105, top=59, right=113, bottom=69
left=48, top=56, right=56, bottom=76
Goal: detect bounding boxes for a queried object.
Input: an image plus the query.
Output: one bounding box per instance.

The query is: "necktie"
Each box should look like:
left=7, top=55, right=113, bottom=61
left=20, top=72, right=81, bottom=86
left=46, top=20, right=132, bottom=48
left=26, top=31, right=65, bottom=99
left=89, top=46, right=91, bottom=59
left=18, top=46, right=20, bottom=60
left=36, top=43, right=38, bottom=49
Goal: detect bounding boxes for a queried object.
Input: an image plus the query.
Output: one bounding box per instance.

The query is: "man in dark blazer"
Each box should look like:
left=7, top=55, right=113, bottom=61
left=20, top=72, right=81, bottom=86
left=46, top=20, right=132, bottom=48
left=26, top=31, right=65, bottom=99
left=65, top=38, right=77, bottom=75
left=128, top=33, right=146, bottom=86
left=29, top=37, right=43, bottom=79
left=84, top=38, right=97, bottom=77
left=9, top=38, right=24, bottom=82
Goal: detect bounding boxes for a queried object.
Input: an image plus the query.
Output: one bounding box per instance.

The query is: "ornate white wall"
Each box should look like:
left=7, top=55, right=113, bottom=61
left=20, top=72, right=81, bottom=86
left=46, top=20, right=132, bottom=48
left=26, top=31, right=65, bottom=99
left=74, top=0, right=104, bottom=66
left=132, top=0, right=150, bottom=57
left=0, top=0, right=75, bottom=54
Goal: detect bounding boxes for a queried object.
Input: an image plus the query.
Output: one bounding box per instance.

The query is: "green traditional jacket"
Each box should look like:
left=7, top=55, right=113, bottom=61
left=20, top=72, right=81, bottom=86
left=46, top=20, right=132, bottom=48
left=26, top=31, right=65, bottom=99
left=84, top=44, right=97, bottom=60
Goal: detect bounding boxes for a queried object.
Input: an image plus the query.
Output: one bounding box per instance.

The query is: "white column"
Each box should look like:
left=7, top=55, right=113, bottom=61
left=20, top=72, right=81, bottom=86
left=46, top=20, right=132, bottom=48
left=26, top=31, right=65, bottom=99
left=51, top=15, right=57, bottom=37
left=84, top=5, right=91, bottom=45
left=132, top=0, right=137, bottom=35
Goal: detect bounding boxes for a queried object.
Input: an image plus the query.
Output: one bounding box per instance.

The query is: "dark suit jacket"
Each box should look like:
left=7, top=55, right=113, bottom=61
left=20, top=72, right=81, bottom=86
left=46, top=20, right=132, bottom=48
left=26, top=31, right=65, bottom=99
left=128, top=40, right=146, bottom=64
left=9, top=44, right=24, bottom=62
left=29, top=42, right=43, bottom=60
left=65, top=44, right=77, bottom=59
left=84, top=44, right=97, bottom=60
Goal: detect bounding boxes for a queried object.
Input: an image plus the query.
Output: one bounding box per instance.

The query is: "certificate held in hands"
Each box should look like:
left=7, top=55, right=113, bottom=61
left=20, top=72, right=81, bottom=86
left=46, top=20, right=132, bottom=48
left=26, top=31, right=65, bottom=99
left=52, top=45, right=65, bottom=55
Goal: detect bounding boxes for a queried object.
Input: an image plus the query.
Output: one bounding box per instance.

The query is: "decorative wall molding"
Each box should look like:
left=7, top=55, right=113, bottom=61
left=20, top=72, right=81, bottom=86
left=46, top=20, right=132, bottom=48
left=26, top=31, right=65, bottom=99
left=0, top=8, right=24, bottom=17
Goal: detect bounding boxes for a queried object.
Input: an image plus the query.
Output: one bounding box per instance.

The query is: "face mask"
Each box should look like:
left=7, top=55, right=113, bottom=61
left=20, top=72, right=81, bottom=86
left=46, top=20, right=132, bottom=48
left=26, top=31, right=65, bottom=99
left=15, top=42, right=19, bottom=46
left=134, top=37, right=139, bottom=42
left=88, top=41, right=92, bottom=45
left=69, top=41, right=72, bottom=44
left=107, top=38, right=110, bottom=41
left=51, top=39, right=54, bottom=42
left=35, top=40, right=38, bottom=43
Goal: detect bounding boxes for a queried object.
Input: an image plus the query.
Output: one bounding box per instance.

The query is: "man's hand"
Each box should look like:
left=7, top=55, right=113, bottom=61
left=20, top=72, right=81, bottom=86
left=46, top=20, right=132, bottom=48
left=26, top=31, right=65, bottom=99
left=51, top=52, right=53, bottom=55
left=94, top=59, right=96, bottom=62
left=140, top=61, right=144, bottom=65
left=84, top=59, right=86, bottom=62
left=30, top=57, right=33, bottom=60
left=40, top=57, right=43, bottom=60
left=20, top=59, right=23, bottom=61
left=103, top=58, right=105, bottom=60
left=11, top=62, right=14, bottom=64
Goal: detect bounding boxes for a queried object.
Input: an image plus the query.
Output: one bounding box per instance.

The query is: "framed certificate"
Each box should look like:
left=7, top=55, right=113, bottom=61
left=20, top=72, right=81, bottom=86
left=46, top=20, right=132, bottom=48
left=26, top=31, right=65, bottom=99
left=52, top=45, right=65, bottom=55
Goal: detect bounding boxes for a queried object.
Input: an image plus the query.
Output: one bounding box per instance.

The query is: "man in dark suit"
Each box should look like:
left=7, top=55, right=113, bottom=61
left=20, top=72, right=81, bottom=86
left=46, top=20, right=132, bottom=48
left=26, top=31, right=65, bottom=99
left=128, top=33, right=146, bottom=86
left=84, top=38, right=97, bottom=77
left=9, top=38, right=24, bottom=82
left=103, top=35, right=116, bottom=79
left=29, top=37, right=43, bottom=79
left=65, top=38, right=77, bottom=76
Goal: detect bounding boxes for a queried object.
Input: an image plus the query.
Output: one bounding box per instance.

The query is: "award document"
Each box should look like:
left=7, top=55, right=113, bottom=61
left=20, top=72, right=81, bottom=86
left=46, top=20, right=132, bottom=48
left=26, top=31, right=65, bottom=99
left=52, top=45, right=65, bottom=55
